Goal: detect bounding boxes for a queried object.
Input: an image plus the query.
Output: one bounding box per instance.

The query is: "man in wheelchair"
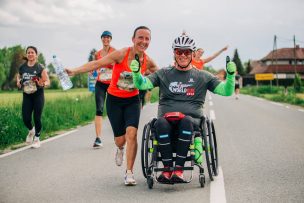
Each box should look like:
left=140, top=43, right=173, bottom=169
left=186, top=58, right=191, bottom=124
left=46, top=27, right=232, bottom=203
left=130, top=33, right=236, bottom=182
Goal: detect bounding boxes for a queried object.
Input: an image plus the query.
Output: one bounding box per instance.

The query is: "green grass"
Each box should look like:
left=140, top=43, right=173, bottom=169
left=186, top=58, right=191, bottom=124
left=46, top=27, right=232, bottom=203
left=0, top=87, right=160, bottom=153
left=0, top=89, right=96, bottom=152
left=241, top=86, right=304, bottom=107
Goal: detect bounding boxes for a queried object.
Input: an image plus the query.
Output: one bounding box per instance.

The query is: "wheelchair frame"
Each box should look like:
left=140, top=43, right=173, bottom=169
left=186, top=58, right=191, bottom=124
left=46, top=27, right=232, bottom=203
left=141, top=115, right=219, bottom=189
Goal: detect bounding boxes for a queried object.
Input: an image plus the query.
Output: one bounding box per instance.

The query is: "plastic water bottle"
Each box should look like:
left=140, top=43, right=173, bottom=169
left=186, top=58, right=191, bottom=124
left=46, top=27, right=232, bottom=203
left=52, top=55, right=73, bottom=90
left=194, top=136, right=203, bottom=164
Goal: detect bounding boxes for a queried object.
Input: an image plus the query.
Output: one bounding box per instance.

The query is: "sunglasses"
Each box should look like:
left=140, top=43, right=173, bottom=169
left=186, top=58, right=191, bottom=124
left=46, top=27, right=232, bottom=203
left=174, top=49, right=192, bottom=56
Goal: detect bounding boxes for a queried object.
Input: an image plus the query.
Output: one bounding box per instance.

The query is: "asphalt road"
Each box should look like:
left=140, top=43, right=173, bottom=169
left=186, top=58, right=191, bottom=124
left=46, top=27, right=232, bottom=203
left=1, top=93, right=304, bottom=203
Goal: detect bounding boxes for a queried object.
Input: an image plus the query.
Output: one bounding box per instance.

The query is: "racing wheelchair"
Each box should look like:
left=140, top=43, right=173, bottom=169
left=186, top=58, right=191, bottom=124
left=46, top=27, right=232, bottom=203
left=141, top=112, right=219, bottom=189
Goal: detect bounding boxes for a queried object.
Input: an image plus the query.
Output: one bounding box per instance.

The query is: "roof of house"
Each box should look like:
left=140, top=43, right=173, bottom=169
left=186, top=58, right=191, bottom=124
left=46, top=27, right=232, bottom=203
left=249, top=60, right=304, bottom=74
left=261, top=46, right=304, bottom=61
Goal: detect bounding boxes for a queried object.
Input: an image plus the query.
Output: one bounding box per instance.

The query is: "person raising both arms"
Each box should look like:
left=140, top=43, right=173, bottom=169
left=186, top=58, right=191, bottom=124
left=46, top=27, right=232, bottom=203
left=65, top=26, right=158, bottom=185
left=130, top=34, right=236, bottom=182
left=16, top=46, right=50, bottom=149
left=192, top=45, right=228, bottom=70
left=92, top=30, right=116, bottom=148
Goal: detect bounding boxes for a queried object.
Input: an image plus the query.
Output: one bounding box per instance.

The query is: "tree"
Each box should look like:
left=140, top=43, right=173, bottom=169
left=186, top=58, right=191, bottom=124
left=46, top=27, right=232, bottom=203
left=88, top=48, right=97, bottom=62
left=244, top=60, right=252, bottom=74
left=2, top=45, right=25, bottom=90
left=232, top=49, right=245, bottom=76
left=38, top=53, right=46, bottom=66
left=47, top=63, right=55, bottom=74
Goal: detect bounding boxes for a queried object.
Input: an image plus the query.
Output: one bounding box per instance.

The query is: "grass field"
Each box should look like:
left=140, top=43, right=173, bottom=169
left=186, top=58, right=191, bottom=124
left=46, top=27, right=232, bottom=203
left=0, top=88, right=91, bottom=106
left=0, top=88, right=95, bottom=152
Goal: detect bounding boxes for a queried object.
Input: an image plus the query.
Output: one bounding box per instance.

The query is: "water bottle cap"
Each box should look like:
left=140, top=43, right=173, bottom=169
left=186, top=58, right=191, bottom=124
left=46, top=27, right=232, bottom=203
left=53, top=55, right=56, bottom=58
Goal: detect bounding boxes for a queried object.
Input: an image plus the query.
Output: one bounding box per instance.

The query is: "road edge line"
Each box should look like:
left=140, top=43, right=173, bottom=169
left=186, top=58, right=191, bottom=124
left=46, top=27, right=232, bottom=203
left=0, top=129, right=78, bottom=159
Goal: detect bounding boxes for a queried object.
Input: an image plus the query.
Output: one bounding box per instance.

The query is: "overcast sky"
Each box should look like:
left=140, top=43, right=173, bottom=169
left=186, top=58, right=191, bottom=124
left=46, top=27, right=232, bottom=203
left=1, top=0, right=303, bottom=70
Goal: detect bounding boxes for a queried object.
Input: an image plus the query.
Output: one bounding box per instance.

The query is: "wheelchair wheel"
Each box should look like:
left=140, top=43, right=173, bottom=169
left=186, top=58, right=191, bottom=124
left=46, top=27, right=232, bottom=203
left=209, top=120, right=219, bottom=176
left=199, top=174, right=205, bottom=188
left=147, top=176, right=154, bottom=189
left=141, top=120, right=155, bottom=179
left=141, top=123, right=150, bottom=178
left=202, top=131, right=213, bottom=181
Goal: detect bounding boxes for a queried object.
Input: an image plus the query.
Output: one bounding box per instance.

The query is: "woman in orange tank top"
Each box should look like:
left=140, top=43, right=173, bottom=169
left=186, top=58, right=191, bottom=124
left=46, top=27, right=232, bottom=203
left=192, top=46, right=228, bottom=70
left=66, top=26, right=158, bottom=186
left=92, top=31, right=116, bottom=149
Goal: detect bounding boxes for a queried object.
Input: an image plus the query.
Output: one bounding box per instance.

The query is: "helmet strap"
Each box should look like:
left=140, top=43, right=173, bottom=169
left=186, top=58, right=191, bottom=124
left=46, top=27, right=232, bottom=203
left=174, top=57, right=192, bottom=69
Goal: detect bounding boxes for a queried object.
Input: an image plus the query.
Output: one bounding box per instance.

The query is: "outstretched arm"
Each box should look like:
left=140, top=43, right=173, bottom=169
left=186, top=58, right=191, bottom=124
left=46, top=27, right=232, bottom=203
left=213, top=61, right=236, bottom=96
left=203, top=46, right=228, bottom=64
left=65, top=49, right=122, bottom=76
left=130, top=60, right=154, bottom=90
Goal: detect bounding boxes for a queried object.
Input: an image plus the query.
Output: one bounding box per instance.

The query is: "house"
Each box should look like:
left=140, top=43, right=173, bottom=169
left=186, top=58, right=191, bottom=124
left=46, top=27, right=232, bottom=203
left=244, top=45, right=304, bottom=86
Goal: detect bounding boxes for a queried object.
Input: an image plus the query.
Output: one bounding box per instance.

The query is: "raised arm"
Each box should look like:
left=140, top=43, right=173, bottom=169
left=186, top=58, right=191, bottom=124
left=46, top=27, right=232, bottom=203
left=130, top=60, right=154, bottom=90
left=203, top=45, right=228, bottom=64
left=213, top=61, right=236, bottom=96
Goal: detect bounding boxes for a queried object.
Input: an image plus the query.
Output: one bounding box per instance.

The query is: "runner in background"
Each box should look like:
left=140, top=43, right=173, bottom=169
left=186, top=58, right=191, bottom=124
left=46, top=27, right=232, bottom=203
left=92, top=31, right=116, bottom=148
left=192, top=46, right=228, bottom=70
left=16, top=46, right=50, bottom=149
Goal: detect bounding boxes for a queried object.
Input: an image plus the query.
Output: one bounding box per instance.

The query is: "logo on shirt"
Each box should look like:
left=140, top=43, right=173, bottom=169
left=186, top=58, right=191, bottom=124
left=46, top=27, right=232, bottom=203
left=188, top=78, right=194, bottom=83
left=169, top=82, right=194, bottom=95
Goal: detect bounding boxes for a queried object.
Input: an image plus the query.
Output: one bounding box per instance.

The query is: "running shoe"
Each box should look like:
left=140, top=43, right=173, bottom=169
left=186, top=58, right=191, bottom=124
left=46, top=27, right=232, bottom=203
left=124, top=170, right=137, bottom=186
left=31, top=137, right=41, bottom=149
left=93, top=137, right=103, bottom=148
left=171, top=166, right=184, bottom=182
left=157, top=167, right=172, bottom=183
left=26, top=127, right=35, bottom=144
left=115, top=147, right=124, bottom=166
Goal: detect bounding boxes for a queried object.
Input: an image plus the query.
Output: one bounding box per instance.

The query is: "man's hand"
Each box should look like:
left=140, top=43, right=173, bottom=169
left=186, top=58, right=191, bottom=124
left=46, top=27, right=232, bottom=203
left=226, top=61, right=236, bottom=75
left=65, top=68, right=75, bottom=76
left=130, top=60, right=140, bottom=73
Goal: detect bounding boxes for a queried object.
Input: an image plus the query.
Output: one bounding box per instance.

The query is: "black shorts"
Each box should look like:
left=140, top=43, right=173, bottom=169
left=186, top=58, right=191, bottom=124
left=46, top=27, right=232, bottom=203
left=235, top=84, right=240, bottom=89
left=106, top=93, right=141, bottom=137
left=95, top=81, right=109, bottom=116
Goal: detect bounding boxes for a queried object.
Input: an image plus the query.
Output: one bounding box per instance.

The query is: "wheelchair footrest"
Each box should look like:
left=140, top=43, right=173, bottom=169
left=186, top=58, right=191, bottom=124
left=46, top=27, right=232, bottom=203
left=154, top=166, right=193, bottom=172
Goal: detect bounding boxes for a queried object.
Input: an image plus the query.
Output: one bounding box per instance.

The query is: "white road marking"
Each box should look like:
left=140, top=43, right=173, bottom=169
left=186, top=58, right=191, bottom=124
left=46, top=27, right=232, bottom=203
left=256, top=98, right=264, bottom=101
left=209, top=94, right=212, bottom=100
left=0, top=130, right=78, bottom=159
left=286, top=106, right=290, bottom=109
left=210, top=167, right=226, bottom=203
left=209, top=101, right=213, bottom=106
left=298, top=109, right=304, bottom=113
left=270, top=102, right=283, bottom=106
left=210, top=109, right=216, bottom=120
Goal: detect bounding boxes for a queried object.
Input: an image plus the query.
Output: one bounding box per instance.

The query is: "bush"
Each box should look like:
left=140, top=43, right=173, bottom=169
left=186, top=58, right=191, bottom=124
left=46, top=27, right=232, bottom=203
left=49, top=75, right=60, bottom=89
left=293, top=74, right=302, bottom=93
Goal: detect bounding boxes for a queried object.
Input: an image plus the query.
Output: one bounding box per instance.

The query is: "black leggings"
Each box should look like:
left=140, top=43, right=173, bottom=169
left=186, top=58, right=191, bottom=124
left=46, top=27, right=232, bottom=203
left=106, top=93, right=141, bottom=137
left=95, top=81, right=109, bottom=116
left=155, top=116, right=194, bottom=167
left=22, top=90, right=44, bottom=137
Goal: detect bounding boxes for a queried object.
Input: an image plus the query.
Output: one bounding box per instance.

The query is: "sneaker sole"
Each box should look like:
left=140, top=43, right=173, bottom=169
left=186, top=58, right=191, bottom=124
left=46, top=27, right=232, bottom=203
left=124, top=182, right=137, bottom=186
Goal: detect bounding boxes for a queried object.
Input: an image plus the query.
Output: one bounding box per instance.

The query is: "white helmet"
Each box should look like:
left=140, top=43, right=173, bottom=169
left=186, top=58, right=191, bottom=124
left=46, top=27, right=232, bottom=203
left=172, top=34, right=196, bottom=51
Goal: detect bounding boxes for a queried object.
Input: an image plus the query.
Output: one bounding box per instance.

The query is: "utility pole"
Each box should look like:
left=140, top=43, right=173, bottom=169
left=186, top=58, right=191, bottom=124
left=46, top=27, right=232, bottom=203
left=272, top=35, right=278, bottom=86
left=293, top=35, right=297, bottom=74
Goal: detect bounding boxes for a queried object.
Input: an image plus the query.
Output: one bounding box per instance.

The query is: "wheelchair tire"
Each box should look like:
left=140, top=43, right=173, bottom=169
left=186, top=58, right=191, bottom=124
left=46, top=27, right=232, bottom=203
left=202, top=127, right=214, bottom=181
left=141, top=123, right=150, bottom=178
left=199, top=174, right=205, bottom=188
left=147, top=177, right=154, bottom=189
left=209, top=120, right=219, bottom=176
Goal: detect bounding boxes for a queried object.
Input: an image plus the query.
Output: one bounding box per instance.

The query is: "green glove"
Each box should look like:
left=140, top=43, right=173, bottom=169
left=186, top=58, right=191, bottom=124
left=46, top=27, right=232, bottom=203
left=226, top=61, right=236, bottom=75
left=130, top=59, right=140, bottom=73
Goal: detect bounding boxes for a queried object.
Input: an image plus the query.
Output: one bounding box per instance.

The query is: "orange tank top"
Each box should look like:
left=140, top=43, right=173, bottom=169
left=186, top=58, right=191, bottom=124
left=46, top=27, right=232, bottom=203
left=191, top=59, right=205, bottom=70
left=96, top=47, right=114, bottom=84
left=107, top=47, right=147, bottom=98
